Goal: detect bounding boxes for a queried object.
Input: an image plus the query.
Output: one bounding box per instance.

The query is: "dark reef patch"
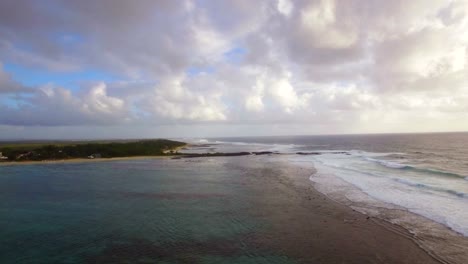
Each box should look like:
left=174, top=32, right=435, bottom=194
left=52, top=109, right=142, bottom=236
left=84, top=235, right=275, bottom=264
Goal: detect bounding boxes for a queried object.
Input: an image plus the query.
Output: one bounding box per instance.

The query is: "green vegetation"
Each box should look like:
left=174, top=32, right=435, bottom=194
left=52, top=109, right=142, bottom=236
left=0, top=139, right=186, bottom=161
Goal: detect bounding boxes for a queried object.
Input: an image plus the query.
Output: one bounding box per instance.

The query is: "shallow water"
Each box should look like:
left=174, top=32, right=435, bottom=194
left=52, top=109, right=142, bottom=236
left=2, top=133, right=468, bottom=263
left=189, top=133, right=468, bottom=237
left=186, top=133, right=468, bottom=264
left=0, top=159, right=295, bottom=264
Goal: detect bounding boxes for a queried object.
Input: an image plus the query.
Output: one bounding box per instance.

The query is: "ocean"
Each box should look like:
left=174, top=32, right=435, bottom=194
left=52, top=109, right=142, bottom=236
left=184, top=133, right=468, bottom=244
left=0, top=158, right=296, bottom=263
left=1, top=132, right=467, bottom=263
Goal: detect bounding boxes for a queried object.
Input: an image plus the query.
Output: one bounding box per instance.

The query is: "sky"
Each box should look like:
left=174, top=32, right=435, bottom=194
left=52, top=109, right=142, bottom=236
left=0, top=0, right=467, bottom=139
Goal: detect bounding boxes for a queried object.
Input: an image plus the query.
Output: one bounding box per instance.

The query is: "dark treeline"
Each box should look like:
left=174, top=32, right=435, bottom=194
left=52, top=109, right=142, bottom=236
left=0, top=139, right=186, bottom=161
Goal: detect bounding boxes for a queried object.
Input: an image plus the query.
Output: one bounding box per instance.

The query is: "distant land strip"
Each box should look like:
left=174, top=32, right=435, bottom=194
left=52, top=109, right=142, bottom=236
left=0, top=140, right=351, bottom=163
left=0, top=139, right=186, bottom=162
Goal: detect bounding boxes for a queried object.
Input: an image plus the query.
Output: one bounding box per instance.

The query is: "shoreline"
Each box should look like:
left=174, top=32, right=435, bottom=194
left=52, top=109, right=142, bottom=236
left=305, top=160, right=468, bottom=264
left=0, top=144, right=188, bottom=166
left=0, top=151, right=280, bottom=166
left=231, top=156, right=444, bottom=263
left=0, top=155, right=175, bottom=166
left=1, top=154, right=464, bottom=263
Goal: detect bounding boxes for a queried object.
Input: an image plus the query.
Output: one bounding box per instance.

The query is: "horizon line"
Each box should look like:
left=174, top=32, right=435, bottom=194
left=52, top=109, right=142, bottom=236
left=0, top=130, right=467, bottom=142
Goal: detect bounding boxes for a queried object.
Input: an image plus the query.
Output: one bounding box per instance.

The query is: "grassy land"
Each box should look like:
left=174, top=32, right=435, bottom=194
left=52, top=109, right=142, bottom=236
left=0, top=139, right=186, bottom=161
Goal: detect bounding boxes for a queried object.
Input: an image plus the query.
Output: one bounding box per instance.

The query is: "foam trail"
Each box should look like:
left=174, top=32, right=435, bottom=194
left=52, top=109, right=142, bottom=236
left=364, top=157, right=408, bottom=169
left=357, top=153, right=467, bottom=179
left=302, top=153, right=468, bottom=237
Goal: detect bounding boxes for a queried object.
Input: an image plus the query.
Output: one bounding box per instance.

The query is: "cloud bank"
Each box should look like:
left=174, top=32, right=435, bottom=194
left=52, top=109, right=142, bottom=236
left=0, top=0, right=467, bottom=138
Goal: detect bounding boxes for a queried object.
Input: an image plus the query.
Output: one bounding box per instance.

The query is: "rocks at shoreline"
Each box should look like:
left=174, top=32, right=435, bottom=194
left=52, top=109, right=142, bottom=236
left=176, top=151, right=279, bottom=159
left=296, top=151, right=348, bottom=155
left=175, top=150, right=353, bottom=159
left=296, top=152, right=321, bottom=155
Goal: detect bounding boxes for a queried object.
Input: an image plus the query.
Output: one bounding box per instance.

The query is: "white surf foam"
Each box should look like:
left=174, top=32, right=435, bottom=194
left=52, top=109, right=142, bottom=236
left=188, top=139, right=468, bottom=237
left=202, top=139, right=468, bottom=263
left=363, top=157, right=408, bottom=169
left=287, top=152, right=468, bottom=237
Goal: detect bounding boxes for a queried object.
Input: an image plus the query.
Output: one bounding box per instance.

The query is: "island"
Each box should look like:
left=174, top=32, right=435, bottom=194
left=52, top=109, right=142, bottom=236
left=0, top=139, right=186, bottom=162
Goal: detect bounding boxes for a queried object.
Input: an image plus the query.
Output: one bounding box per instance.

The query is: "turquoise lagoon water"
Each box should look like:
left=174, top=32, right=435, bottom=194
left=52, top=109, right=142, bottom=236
left=0, top=158, right=294, bottom=264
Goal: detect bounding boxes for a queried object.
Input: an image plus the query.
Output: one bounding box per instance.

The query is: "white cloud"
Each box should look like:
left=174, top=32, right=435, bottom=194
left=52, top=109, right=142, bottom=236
left=82, top=83, right=125, bottom=115
left=268, top=77, right=300, bottom=113
left=245, top=95, right=264, bottom=112
left=144, top=75, right=227, bottom=122
left=299, top=0, right=358, bottom=49
left=277, top=0, right=294, bottom=16
left=0, top=82, right=130, bottom=126
left=0, top=0, right=468, bottom=137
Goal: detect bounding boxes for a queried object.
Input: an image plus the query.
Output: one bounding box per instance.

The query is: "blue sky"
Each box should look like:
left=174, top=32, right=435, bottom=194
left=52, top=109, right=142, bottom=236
left=4, top=63, right=117, bottom=91
left=223, top=47, right=247, bottom=64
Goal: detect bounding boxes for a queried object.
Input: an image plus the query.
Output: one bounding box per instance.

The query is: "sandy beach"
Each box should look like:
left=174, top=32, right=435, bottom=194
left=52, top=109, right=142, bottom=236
left=0, top=155, right=174, bottom=166
left=228, top=157, right=444, bottom=264
left=0, top=144, right=188, bottom=166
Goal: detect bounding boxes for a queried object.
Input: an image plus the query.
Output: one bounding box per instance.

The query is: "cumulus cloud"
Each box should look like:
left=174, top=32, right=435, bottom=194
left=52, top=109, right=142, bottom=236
left=0, top=82, right=130, bottom=126
left=142, top=75, right=227, bottom=122
left=0, top=0, right=467, bottom=137
left=277, top=0, right=294, bottom=17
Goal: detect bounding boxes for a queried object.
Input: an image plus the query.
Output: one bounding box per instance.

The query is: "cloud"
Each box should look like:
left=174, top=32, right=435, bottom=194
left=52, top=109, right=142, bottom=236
left=0, top=62, right=31, bottom=93
left=0, top=82, right=130, bottom=126
left=277, top=0, right=294, bottom=17
left=0, top=0, right=467, bottom=137
left=141, top=74, right=227, bottom=122
left=244, top=77, right=265, bottom=112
